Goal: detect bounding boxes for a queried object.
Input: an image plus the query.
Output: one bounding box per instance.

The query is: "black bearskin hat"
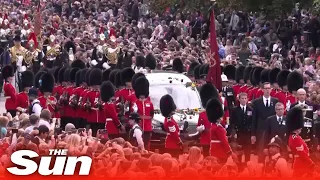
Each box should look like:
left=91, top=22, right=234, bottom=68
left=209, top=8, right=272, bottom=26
left=121, top=67, right=135, bottom=83
left=100, top=81, right=115, bottom=102
left=89, top=68, right=102, bottom=86
left=115, top=71, right=125, bottom=88
left=235, top=66, right=245, bottom=83
left=63, top=68, right=71, bottom=82
left=102, top=69, right=112, bottom=82
left=287, top=71, right=304, bottom=93
left=223, top=65, right=236, bottom=80
left=276, top=70, right=290, bottom=88
left=34, top=71, right=46, bottom=88
left=136, top=55, right=145, bottom=68
left=85, top=68, right=92, bottom=86
left=206, top=98, right=224, bottom=123
left=71, top=59, right=86, bottom=69
left=75, top=70, right=82, bottom=87
left=252, top=67, right=264, bottom=85
left=160, top=94, right=177, bottom=118
left=286, top=107, right=304, bottom=133
left=64, top=40, right=76, bottom=54
left=132, top=72, right=146, bottom=90
left=200, top=83, right=219, bottom=108
left=243, top=66, right=253, bottom=83
left=220, top=65, right=224, bottom=75
left=193, top=65, right=201, bottom=80
left=134, top=77, right=149, bottom=98
left=145, top=53, right=157, bottom=70
left=187, top=62, right=199, bottom=76
left=2, top=65, right=14, bottom=80
left=260, top=69, right=270, bottom=84
left=109, top=69, right=120, bottom=85
left=53, top=67, right=61, bottom=83
left=39, top=72, right=54, bottom=93
left=200, top=64, right=209, bottom=78
left=21, top=70, right=34, bottom=88
left=58, top=67, right=67, bottom=84
left=172, top=58, right=184, bottom=73
left=269, top=68, right=280, bottom=85
left=80, top=69, right=88, bottom=86
left=249, top=67, right=257, bottom=86
left=70, top=68, right=80, bottom=83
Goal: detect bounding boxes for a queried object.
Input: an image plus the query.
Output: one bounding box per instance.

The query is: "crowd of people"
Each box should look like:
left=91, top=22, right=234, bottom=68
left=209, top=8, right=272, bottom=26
left=0, top=0, right=320, bottom=178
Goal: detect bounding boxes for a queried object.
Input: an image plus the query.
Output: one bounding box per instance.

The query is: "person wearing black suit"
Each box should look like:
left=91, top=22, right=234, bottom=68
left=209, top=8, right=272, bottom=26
left=230, top=92, right=252, bottom=163
left=266, top=102, right=287, bottom=145
left=251, top=82, right=278, bottom=163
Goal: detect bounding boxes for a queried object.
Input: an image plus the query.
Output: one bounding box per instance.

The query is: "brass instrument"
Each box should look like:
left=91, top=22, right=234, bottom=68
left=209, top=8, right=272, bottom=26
left=9, top=46, right=27, bottom=63
left=105, top=46, right=121, bottom=65
left=58, top=91, right=69, bottom=106
left=84, top=97, right=91, bottom=111
left=69, top=94, right=79, bottom=109
left=94, top=97, right=103, bottom=110
left=46, top=45, right=60, bottom=60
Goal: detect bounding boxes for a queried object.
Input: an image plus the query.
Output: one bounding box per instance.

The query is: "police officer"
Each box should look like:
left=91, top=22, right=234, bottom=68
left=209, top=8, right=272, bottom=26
left=128, top=112, right=145, bottom=150
left=28, top=87, right=42, bottom=116
left=222, top=65, right=236, bottom=109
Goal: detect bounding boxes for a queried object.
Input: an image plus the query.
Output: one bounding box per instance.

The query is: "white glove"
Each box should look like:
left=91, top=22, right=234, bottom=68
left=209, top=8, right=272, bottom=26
left=40, top=62, right=44, bottom=66
left=196, top=125, right=205, bottom=133
left=132, top=103, right=138, bottom=113
left=225, top=124, right=229, bottom=129
left=69, top=54, right=74, bottom=61
left=91, top=60, right=98, bottom=66
left=102, top=62, right=110, bottom=70
left=20, top=66, right=26, bottom=72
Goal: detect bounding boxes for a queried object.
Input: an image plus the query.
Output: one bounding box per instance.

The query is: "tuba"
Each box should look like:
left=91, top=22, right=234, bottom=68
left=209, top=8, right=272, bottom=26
left=24, top=50, right=34, bottom=67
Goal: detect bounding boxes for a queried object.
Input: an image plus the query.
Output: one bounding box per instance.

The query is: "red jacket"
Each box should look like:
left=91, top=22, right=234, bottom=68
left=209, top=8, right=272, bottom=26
left=3, top=82, right=17, bottom=110
left=255, top=88, right=263, bottom=99
left=288, top=134, right=314, bottom=174
left=131, top=98, right=154, bottom=132
left=164, top=117, right=182, bottom=149
left=270, top=89, right=279, bottom=98
left=70, top=87, right=86, bottom=118
left=53, top=85, right=64, bottom=118
left=248, top=87, right=258, bottom=101
left=197, top=111, right=211, bottom=145
left=238, top=85, right=250, bottom=94
left=220, top=96, right=229, bottom=126
left=62, top=86, right=76, bottom=118
left=210, top=123, right=232, bottom=159
left=79, top=88, right=89, bottom=119
left=16, top=92, right=29, bottom=109
left=275, top=90, right=296, bottom=112
left=104, top=102, right=121, bottom=134
left=38, top=96, right=57, bottom=117
left=232, top=84, right=241, bottom=98
left=85, top=90, right=100, bottom=123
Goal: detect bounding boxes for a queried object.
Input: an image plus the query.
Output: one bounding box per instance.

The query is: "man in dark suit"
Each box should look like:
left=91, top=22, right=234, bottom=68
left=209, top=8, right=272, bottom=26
left=266, top=102, right=287, bottom=144
left=251, top=82, right=278, bottom=163
left=230, top=92, right=252, bottom=163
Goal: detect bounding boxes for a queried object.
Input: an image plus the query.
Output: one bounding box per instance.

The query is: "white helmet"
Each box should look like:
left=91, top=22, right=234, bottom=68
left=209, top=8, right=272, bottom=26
left=221, top=74, right=228, bottom=82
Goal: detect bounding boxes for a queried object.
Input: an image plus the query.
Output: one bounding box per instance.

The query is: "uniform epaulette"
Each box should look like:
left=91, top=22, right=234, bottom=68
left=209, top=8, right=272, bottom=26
left=292, top=134, right=297, bottom=139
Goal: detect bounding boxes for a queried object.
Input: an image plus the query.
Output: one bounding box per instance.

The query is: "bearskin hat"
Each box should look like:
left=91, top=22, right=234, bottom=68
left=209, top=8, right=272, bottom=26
left=136, top=55, right=145, bottom=68
left=75, top=70, right=82, bottom=87
left=2, top=65, right=14, bottom=80
left=206, top=98, right=224, bottom=123
left=71, top=59, right=86, bottom=69
left=276, top=70, right=290, bottom=88
left=172, top=58, right=184, bottom=73
left=102, top=69, right=112, bottom=82
left=223, top=65, right=236, bottom=80
left=70, top=68, right=80, bottom=83
left=243, top=66, right=253, bottom=83
left=249, top=67, right=257, bottom=86
left=145, top=53, right=157, bottom=70
left=252, top=67, right=264, bottom=85
left=187, top=62, right=199, bottom=76
left=235, top=66, right=245, bottom=83
left=80, top=69, right=88, bottom=85
left=21, top=70, right=34, bottom=88
left=260, top=69, right=270, bottom=84
left=115, top=71, right=125, bottom=88
left=63, top=68, right=71, bottom=82
left=269, top=68, right=280, bottom=84
left=287, top=71, right=304, bottom=93
left=286, top=107, right=304, bottom=133
left=58, top=67, right=67, bottom=84
left=121, top=67, right=135, bottom=83
left=123, top=53, right=133, bottom=68
left=34, top=71, right=46, bottom=88
left=200, top=83, right=219, bottom=108
left=132, top=72, right=146, bottom=90
left=85, top=68, right=92, bottom=86
left=135, top=77, right=149, bottom=98
left=193, top=65, right=201, bottom=80
left=109, top=69, right=120, bottom=85
left=89, top=68, right=102, bottom=86
left=64, top=40, right=76, bottom=54
left=160, top=94, right=177, bottom=118
left=39, top=72, right=54, bottom=93
left=100, top=81, right=115, bottom=102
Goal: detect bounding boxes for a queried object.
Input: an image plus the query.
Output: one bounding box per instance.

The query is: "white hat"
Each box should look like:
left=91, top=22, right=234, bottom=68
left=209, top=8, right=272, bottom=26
left=110, top=35, right=116, bottom=42
left=221, top=74, right=228, bottom=82
left=49, top=35, right=55, bottom=42
left=99, top=33, right=105, bottom=40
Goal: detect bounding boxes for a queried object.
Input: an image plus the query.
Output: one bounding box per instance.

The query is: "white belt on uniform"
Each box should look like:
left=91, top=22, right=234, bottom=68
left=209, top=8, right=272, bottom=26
left=211, top=140, right=221, bottom=143
left=106, top=118, right=112, bottom=121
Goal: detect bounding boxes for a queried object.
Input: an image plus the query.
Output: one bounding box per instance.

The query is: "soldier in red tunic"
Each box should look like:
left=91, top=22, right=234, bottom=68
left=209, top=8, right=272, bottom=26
left=127, top=72, right=145, bottom=105
left=2, top=65, right=17, bottom=116
left=206, top=98, right=237, bottom=165
left=238, top=66, right=253, bottom=94
left=234, top=66, right=245, bottom=98
left=59, top=68, right=73, bottom=127
left=67, top=68, right=81, bottom=128
left=80, top=69, right=93, bottom=130
left=76, top=69, right=89, bottom=128
left=274, top=70, right=292, bottom=113
left=131, top=77, right=154, bottom=150
left=34, top=71, right=46, bottom=97
left=268, top=68, right=281, bottom=98
left=38, top=72, right=57, bottom=118
left=118, top=68, right=135, bottom=118
left=100, top=81, right=124, bottom=139
left=197, top=83, right=219, bottom=157
left=248, top=67, right=263, bottom=101
left=287, top=106, right=320, bottom=176
left=16, top=70, right=34, bottom=113
left=161, top=94, right=183, bottom=158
